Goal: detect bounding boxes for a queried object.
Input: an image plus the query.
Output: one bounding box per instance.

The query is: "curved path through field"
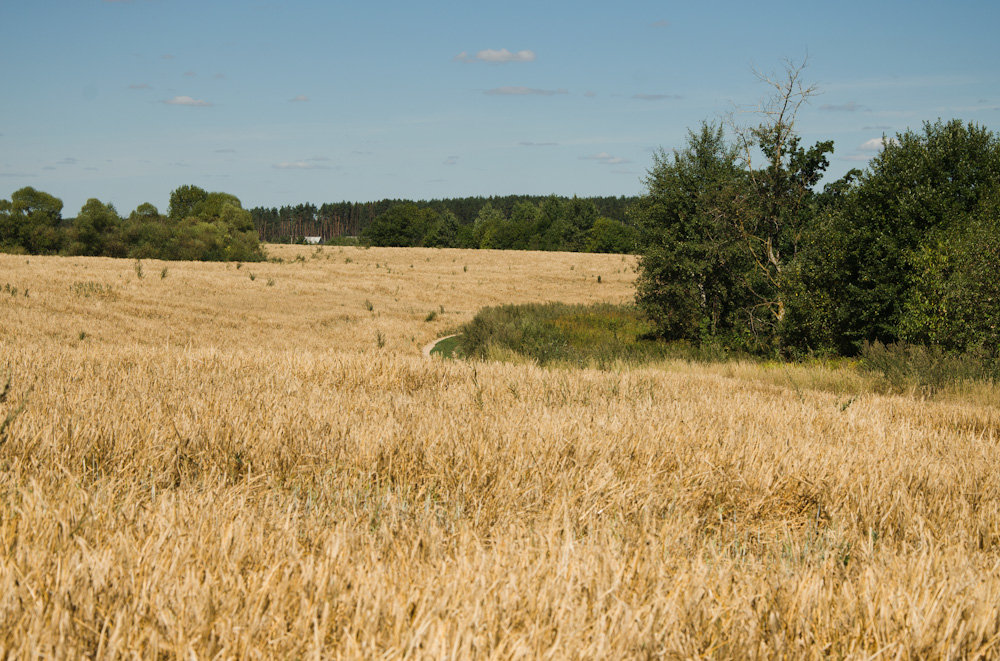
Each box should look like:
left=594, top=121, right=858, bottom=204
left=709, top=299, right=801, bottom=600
left=422, top=334, right=459, bottom=359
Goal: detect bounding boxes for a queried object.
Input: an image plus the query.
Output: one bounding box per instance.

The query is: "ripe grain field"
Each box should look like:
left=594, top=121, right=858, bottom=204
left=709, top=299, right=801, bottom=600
left=1, top=245, right=999, bottom=658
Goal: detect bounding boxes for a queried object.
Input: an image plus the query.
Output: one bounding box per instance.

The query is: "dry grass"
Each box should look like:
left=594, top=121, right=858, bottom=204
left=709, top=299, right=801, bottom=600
left=1, top=245, right=999, bottom=658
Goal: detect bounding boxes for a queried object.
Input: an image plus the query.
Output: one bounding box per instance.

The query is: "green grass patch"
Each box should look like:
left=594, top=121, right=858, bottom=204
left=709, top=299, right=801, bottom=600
left=455, top=302, right=743, bottom=369
left=430, top=334, right=463, bottom=359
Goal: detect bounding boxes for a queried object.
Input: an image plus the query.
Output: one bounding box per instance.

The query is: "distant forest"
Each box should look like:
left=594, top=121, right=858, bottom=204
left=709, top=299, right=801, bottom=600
left=249, top=195, right=640, bottom=252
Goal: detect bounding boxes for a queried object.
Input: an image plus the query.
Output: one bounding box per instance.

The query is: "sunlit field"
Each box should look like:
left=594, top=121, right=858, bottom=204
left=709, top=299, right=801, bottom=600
left=1, top=245, right=998, bottom=658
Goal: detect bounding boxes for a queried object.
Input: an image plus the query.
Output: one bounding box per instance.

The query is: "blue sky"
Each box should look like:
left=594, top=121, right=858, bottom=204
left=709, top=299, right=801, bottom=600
left=2, top=0, right=998, bottom=215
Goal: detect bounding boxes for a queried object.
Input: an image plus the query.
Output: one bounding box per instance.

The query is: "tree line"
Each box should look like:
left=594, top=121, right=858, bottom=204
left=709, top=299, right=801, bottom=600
left=250, top=195, right=638, bottom=251
left=632, top=65, right=1000, bottom=358
left=0, top=185, right=264, bottom=262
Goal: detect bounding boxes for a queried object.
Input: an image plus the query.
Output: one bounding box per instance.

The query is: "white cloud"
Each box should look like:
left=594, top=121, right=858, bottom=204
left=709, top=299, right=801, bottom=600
left=290, top=94, right=309, bottom=102
left=273, top=161, right=330, bottom=170
left=485, top=86, right=567, bottom=96
left=581, top=152, right=631, bottom=165
left=164, top=95, right=211, bottom=107
left=455, top=49, right=536, bottom=63
left=860, top=137, right=898, bottom=151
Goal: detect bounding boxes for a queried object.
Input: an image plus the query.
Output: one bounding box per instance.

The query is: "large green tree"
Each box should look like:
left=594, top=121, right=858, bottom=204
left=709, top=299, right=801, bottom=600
left=787, top=119, right=1000, bottom=353
left=4, top=187, right=65, bottom=254
left=70, top=198, right=121, bottom=256
left=631, top=122, right=745, bottom=341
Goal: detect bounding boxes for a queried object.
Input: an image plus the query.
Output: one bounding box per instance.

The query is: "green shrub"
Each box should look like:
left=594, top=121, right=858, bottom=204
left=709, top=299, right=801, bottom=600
left=859, top=341, right=998, bottom=393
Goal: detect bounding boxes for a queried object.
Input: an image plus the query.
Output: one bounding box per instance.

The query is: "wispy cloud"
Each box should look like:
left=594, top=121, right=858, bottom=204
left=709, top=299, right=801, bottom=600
left=214, top=148, right=236, bottom=154
left=443, top=156, right=459, bottom=166
left=519, top=141, right=559, bottom=147
left=581, top=152, right=631, bottom=165
left=273, top=161, right=330, bottom=170
left=651, top=20, right=670, bottom=27
left=820, top=101, right=865, bottom=112
left=842, top=136, right=900, bottom=162
left=584, top=91, right=597, bottom=98
left=58, top=157, right=78, bottom=165
left=485, top=86, right=567, bottom=96
left=860, top=137, right=897, bottom=151
left=128, top=83, right=151, bottom=90
left=0, top=172, right=37, bottom=178
left=863, top=125, right=893, bottom=130
left=455, top=49, right=536, bottom=64
left=289, top=94, right=309, bottom=102
left=42, top=165, right=56, bottom=171
left=164, top=95, right=212, bottom=107
left=633, top=93, right=682, bottom=101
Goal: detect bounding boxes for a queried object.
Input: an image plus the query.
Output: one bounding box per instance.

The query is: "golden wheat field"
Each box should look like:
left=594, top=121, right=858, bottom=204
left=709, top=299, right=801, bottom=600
left=1, top=245, right=999, bottom=659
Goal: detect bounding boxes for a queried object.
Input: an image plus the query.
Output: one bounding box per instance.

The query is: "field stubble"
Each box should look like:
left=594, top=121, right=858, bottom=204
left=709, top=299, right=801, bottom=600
left=1, top=245, right=999, bottom=658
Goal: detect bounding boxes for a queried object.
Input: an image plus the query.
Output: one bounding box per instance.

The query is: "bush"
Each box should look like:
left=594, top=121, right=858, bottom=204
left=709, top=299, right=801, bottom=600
left=859, top=341, right=999, bottom=393
left=458, top=302, right=739, bottom=368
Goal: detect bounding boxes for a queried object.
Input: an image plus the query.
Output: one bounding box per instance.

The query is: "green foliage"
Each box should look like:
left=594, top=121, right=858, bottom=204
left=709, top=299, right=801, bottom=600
left=70, top=281, right=117, bottom=300
left=631, top=122, right=748, bottom=344
left=325, top=195, right=631, bottom=253
left=899, top=195, right=1000, bottom=352
left=168, top=185, right=210, bottom=221
left=585, top=217, right=637, bottom=253
left=251, top=194, right=637, bottom=247
left=0, top=185, right=264, bottom=263
left=632, top=63, right=997, bottom=368
left=70, top=198, right=121, bottom=257
left=860, top=341, right=999, bottom=394
left=787, top=119, right=1000, bottom=354
left=3, top=187, right=65, bottom=254
left=361, top=203, right=439, bottom=247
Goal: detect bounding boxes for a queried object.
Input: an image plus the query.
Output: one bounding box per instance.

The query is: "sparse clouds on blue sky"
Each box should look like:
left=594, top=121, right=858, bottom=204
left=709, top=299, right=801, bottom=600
left=1, top=0, right=999, bottom=213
